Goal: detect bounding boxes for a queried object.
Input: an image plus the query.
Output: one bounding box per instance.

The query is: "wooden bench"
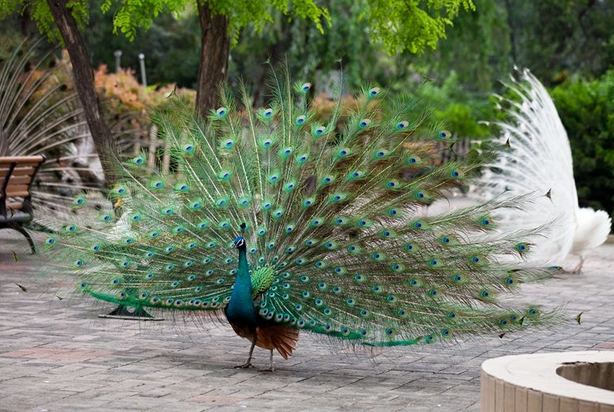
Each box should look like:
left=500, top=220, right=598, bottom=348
left=0, top=155, right=46, bottom=253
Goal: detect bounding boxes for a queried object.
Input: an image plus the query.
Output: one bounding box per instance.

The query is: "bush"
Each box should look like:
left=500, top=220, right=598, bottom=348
left=551, top=70, right=614, bottom=217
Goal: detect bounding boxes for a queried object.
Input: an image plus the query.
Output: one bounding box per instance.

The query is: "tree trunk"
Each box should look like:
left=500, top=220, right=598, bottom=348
left=46, top=0, right=120, bottom=188
left=196, top=1, right=230, bottom=119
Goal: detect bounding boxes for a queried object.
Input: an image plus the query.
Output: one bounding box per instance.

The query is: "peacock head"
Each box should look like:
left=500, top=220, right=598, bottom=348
left=232, top=222, right=247, bottom=250
left=232, top=235, right=246, bottom=250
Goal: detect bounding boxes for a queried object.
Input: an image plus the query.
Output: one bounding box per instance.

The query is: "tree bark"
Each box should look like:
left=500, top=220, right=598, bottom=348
left=196, top=1, right=230, bottom=119
left=46, top=0, right=120, bottom=188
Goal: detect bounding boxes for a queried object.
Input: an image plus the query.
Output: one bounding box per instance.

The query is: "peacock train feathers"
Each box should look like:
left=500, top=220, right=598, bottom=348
left=471, top=68, right=611, bottom=272
left=41, top=72, right=562, bottom=370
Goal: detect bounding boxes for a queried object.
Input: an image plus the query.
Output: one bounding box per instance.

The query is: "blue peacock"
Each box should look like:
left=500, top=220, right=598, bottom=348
left=41, top=73, right=561, bottom=371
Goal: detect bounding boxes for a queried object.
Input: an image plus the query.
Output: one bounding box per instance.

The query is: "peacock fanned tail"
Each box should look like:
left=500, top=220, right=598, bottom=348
left=470, top=68, right=611, bottom=269
left=43, top=71, right=561, bottom=348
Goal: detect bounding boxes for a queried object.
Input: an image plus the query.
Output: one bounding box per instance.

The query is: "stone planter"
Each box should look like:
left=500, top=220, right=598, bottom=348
left=481, top=351, right=614, bottom=411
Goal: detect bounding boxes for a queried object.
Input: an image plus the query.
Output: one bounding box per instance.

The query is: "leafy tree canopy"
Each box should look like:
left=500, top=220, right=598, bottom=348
left=0, top=0, right=331, bottom=44
left=1, top=0, right=475, bottom=55
left=0, top=0, right=88, bottom=43
left=105, top=0, right=331, bottom=43
left=363, top=0, right=475, bottom=55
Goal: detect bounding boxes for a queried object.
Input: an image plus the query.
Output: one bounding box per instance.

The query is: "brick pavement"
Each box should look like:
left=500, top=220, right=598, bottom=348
left=0, top=232, right=613, bottom=412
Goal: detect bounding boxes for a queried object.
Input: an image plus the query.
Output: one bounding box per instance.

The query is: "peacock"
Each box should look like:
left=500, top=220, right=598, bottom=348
left=40, top=72, right=562, bottom=371
left=471, top=68, right=611, bottom=273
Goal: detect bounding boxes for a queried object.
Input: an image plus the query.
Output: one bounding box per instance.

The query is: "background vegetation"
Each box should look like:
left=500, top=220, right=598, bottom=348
left=1, top=0, right=614, bottom=216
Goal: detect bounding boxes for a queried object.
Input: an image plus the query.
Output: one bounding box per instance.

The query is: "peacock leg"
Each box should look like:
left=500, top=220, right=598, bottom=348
left=234, top=339, right=256, bottom=369
left=258, top=350, right=274, bottom=373
left=572, top=256, right=586, bottom=274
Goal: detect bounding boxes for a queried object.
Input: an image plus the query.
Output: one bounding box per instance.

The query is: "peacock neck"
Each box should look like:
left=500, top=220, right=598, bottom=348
left=237, top=246, right=250, bottom=286
left=225, top=245, right=258, bottom=326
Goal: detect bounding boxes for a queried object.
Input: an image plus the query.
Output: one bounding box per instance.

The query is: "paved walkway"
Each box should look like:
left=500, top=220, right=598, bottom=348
left=0, top=232, right=613, bottom=412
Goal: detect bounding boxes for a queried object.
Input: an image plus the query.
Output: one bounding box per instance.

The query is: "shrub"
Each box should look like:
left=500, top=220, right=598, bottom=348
left=551, top=71, right=614, bottom=217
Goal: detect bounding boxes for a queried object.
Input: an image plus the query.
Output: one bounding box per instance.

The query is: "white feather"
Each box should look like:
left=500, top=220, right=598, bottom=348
left=572, top=208, right=612, bottom=258
left=469, top=68, right=611, bottom=270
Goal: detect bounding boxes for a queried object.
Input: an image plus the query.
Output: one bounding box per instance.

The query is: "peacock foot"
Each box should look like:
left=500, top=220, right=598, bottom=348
left=571, top=257, right=585, bottom=274
left=258, top=367, right=274, bottom=373
left=234, top=362, right=254, bottom=369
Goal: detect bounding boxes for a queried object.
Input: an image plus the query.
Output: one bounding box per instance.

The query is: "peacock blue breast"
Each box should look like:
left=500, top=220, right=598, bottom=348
left=224, top=236, right=259, bottom=328
left=225, top=292, right=259, bottom=328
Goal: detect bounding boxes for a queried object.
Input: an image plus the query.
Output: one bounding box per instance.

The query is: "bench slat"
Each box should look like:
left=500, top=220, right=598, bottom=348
left=8, top=168, right=38, bottom=177
left=6, top=189, right=30, bottom=198
left=0, top=164, right=42, bottom=173
left=7, top=182, right=31, bottom=190
left=0, top=168, right=36, bottom=182
left=7, top=184, right=31, bottom=192
left=4, top=176, right=33, bottom=185
left=1, top=156, right=44, bottom=207
left=6, top=202, right=24, bottom=210
left=0, top=155, right=45, bottom=165
left=0, top=155, right=45, bottom=254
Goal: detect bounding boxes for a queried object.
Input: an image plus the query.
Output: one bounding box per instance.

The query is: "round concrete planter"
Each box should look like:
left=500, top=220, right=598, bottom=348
left=481, top=351, right=614, bottom=411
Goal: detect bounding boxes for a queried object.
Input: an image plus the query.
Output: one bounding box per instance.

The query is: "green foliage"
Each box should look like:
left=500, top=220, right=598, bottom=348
left=102, top=0, right=187, bottom=41
left=363, top=0, right=475, bottom=55
left=436, top=75, right=492, bottom=138
left=2, top=0, right=479, bottom=82
left=230, top=0, right=379, bottom=101
left=102, top=0, right=330, bottom=43
left=1, top=0, right=330, bottom=45
left=0, top=0, right=90, bottom=43
left=219, top=0, right=331, bottom=45
left=230, top=0, right=479, bottom=107
left=84, top=2, right=201, bottom=89
left=550, top=70, right=614, bottom=215
left=0, top=31, right=34, bottom=58
left=503, top=0, right=614, bottom=84
left=414, top=0, right=510, bottom=92
left=0, top=0, right=21, bottom=20
left=399, top=72, right=493, bottom=139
